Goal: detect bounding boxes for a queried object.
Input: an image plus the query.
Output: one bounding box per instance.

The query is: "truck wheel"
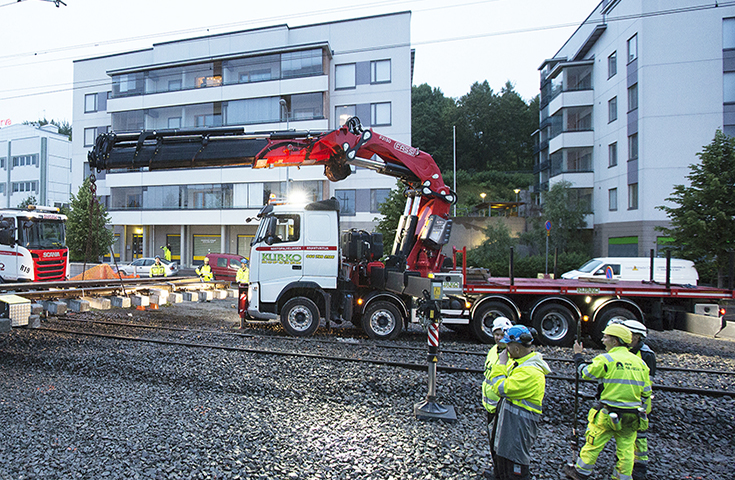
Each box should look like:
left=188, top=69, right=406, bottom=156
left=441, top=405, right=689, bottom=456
left=593, top=307, right=638, bottom=345
left=532, top=303, right=576, bottom=347
left=362, top=301, right=402, bottom=340
left=280, top=297, right=320, bottom=337
left=471, top=301, right=516, bottom=344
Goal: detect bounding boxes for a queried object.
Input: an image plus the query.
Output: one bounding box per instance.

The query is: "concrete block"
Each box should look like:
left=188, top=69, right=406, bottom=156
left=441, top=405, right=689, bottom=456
left=149, top=289, right=170, bottom=302
left=26, top=315, right=41, bottom=329
left=150, top=294, right=167, bottom=306
left=227, top=288, right=238, bottom=298
left=131, top=295, right=150, bottom=307
left=183, top=291, right=198, bottom=302
left=212, top=289, right=228, bottom=300
left=83, top=297, right=111, bottom=310
left=66, top=299, right=90, bottom=313
left=111, top=296, right=132, bottom=308
left=169, top=292, right=184, bottom=304
left=0, top=318, right=10, bottom=333
left=198, top=290, right=214, bottom=302
left=31, top=303, right=44, bottom=315
left=43, top=301, right=67, bottom=315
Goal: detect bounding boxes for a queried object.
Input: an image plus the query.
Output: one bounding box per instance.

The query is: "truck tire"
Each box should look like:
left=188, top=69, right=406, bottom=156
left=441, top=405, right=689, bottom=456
left=362, top=301, right=402, bottom=340
left=471, top=301, right=516, bottom=344
left=593, top=307, right=639, bottom=345
left=532, top=303, right=576, bottom=347
left=280, top=297, right=320, bottom=337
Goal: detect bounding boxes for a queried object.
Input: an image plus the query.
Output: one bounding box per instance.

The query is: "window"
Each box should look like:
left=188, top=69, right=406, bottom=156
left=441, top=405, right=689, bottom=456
left=608, top=97, right=617, bottom=122
left=371, top=102, right=391, bottom=126
left=628, top=183, right=639, bottom=210
left=281, top=49, right=322, bottom=79
left=168, top=117, right=182, bottom=129
left=195, top=114, right=222, bottom=127
left=0, top=183, right=5, bottom=195
left=335, top=189, right=356, bottom=216
left=370, top=189, right=391, bottom=213
left=84, top=127, right=97, bottom=147
left=628, top=83, right=638, bottom=112
left=628, top=133, right=638, bottom=160
left=724, top=18, right=735, bottom=49
left=335, top=64, right=356, bottom=89
left=84, top=93, right=98, bottom=113
left=609, top=142, right=618, bottom=167
left=335, top=105, right=356, bottom=129
left=0, top=158, right=5, bottom=169
left=168, top=80, right=182, bottom=91
left=627, top=34, right=638, bottom=63
left=12, top=155, right=38, bottom=167
left=609, top=188, right=618, bottom=211
left=273, top=214, right=300, bottom=243
left=565, top=106, right=592, bottom=131
left=12, top=181, right=38, bottom=193
left=725, top=72, right=735, bottom=102
left=370, top=59, right=391, bottom=84
left=608, top=51, right=617, bottom=78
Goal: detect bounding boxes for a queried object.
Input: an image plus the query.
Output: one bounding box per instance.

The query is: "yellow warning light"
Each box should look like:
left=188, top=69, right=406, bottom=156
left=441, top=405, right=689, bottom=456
left=357, top=298, right=363, bottom=305
left=465, top=301, right=472, bottom=309
left=582, top=315, right=590, bottom=322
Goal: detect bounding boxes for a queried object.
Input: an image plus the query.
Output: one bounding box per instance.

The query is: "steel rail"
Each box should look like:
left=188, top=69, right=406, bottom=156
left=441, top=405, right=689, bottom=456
left=35, top=326, right=735, bottom=398
left=54, top=317, right=735, bottom=377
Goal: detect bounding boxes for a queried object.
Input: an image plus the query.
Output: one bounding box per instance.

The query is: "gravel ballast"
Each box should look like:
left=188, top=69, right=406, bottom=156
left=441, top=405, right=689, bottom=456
left=1, top=300, right=733, bottom=480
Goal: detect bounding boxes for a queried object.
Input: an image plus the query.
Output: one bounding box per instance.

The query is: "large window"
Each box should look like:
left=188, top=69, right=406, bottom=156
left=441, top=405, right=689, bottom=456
left=565, top=106, right=592, bottom=132
left=371, top=59, right=391, bottom=84
left=609, top=188, right=618, bottom=211
left=12, top=181, right=38, bottom=193
left=725, top=72, right=735, bottom=103
left=335, top=189, right=356, bottom=216
left=609, top=142, right=618, bottom=167
left=85, top=93, right=98, bottom=113
left=370, top=188, right=391, bottom=213
left=12, top=154, right=38, bottom=167
left=281, top=50, right=322, bottom=79
left=628, top=183, right=639, bottom=210
left=608, top=97, right=617, bottom=122
left=335, top=64, right=356, bottom=89
left=627, top=34, right=638, bottom=63
left=724, top=18, right=735, bottom=49
left=336, top=105, right=355, bottom=129
left=628, top=83, right=638, bottom=112
left=84, top=127, right=97, bottom=147
left=608, top=51, right=617, bottom=78
left=565, top=64, right=592, bottom=91
left=628, top=133, right=639, bottom=160
left=371, top=102, right=391, bottom=126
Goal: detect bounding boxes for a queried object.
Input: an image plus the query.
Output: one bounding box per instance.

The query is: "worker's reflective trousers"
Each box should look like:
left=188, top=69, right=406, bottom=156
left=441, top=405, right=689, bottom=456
left=574, top=407, right=639, bottom=480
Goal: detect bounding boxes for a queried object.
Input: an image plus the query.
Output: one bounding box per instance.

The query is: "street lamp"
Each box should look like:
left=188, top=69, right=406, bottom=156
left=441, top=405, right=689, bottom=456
left=279, top=99, right=289, bottom=130
left=480, top=192, right=487, bottom=216
left=514, top=188, right=521, bottom=216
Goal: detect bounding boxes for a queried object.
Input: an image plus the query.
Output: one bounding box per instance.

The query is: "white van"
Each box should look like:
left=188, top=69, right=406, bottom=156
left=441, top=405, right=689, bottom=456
left=562, top=257, right=699, bottom=285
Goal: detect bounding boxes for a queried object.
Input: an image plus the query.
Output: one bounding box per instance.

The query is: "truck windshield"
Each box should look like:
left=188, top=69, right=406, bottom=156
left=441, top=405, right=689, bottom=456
left=252, top=216, right=272, bottom=246
left=578, top=260, right=602, bottom=273
left=19, top=219, right=66, bottom=249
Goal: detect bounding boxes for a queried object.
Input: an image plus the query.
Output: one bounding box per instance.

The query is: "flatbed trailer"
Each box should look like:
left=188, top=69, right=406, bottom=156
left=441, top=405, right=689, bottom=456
left=452, top=265, right=734, bottom=346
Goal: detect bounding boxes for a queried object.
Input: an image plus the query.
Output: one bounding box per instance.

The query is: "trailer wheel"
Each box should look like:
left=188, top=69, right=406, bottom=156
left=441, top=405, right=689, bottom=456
left=532, top=303, right=576, bottom=347
left=472, top=302, right=516, bottom=344
left=593, top=307, right=639, bottom=345
left=362, top=301, right=402, bottom=340
left=280, top=297, right=320, bottom=337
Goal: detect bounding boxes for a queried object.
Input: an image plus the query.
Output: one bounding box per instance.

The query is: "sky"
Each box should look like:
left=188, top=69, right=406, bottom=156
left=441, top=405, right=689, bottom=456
left=0, top=0, right=597, bottom=125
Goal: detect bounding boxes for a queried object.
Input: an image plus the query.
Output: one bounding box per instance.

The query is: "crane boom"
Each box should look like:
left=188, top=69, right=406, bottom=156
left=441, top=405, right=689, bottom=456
left=88, top=118, right=456, bottom=274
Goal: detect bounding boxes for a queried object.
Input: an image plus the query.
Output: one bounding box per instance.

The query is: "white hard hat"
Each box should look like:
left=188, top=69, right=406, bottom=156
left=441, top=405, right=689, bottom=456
left=492, top=317, right=513, bottom=333
left=620, top=319, right=647, bottom=338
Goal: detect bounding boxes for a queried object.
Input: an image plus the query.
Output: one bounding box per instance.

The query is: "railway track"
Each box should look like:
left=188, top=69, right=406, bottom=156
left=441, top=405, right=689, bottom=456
left=37, top=316, right=735, bottom=398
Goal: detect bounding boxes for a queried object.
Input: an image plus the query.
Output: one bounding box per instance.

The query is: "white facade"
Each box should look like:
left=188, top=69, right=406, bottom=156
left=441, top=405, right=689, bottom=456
left=537, top=0, right=735, bottom=256
left=0, top=123, right=72, bottom=208
left=72, top=13, right=412, bottom=266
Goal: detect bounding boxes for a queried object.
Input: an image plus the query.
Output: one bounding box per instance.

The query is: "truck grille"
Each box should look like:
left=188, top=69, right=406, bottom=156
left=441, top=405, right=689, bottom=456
left=32, top=250, right=68, bottom=281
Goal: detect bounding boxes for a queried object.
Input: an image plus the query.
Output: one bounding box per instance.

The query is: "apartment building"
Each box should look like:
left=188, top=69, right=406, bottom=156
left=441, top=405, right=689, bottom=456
left=0, top=123, right=72, bottom=208
left=535, top=0, right=735, bottom=256
left=72, top=12, right=412, bottom=266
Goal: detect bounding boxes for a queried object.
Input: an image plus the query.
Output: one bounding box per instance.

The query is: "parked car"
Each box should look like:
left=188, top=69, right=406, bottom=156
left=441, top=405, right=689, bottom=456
left=116, top=257, right=179, bottom=277
left=205, top=253, right=247, bottom=282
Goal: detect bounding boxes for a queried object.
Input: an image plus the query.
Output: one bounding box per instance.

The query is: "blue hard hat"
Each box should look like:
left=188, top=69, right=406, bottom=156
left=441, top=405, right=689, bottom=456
left=500, top=325, right=534, bottom=345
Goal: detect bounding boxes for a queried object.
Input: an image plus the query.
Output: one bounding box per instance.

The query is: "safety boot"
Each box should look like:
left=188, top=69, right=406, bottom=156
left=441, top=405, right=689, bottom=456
left=562, top=463, right=590, bottom=480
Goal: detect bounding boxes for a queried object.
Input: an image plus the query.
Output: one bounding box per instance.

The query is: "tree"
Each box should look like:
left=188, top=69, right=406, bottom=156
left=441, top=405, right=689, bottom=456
left=374, top=182, right=407, bottom=251
left=657, top=130, right=735, bottom=286
left=520, top=180, right=591, bottom=256
left=411, top=84, right=456, bottom=171
left=22, top=118, right=72, bottom=140
left=66, top=177, right=114, bottom=262
left=17, top=196, right=37, bottom=209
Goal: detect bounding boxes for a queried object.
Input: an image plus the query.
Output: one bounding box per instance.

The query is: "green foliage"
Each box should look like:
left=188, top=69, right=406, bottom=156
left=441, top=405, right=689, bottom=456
left=465, top=222, right=517, bottom=275
left=374, top=182, right=407, bottom=250
left=443, top=170, right=534, bottom=215
left=66, top=177, right=114, bottom=262
left=657, top=130, right=735, bottom=286
left=520, top=180, right=591, bottom=256
left=411, top=84, right=456, bottom=171
left=22, top=118, right=72, bottom=140
left=17, top=196, right=37, bottom=209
